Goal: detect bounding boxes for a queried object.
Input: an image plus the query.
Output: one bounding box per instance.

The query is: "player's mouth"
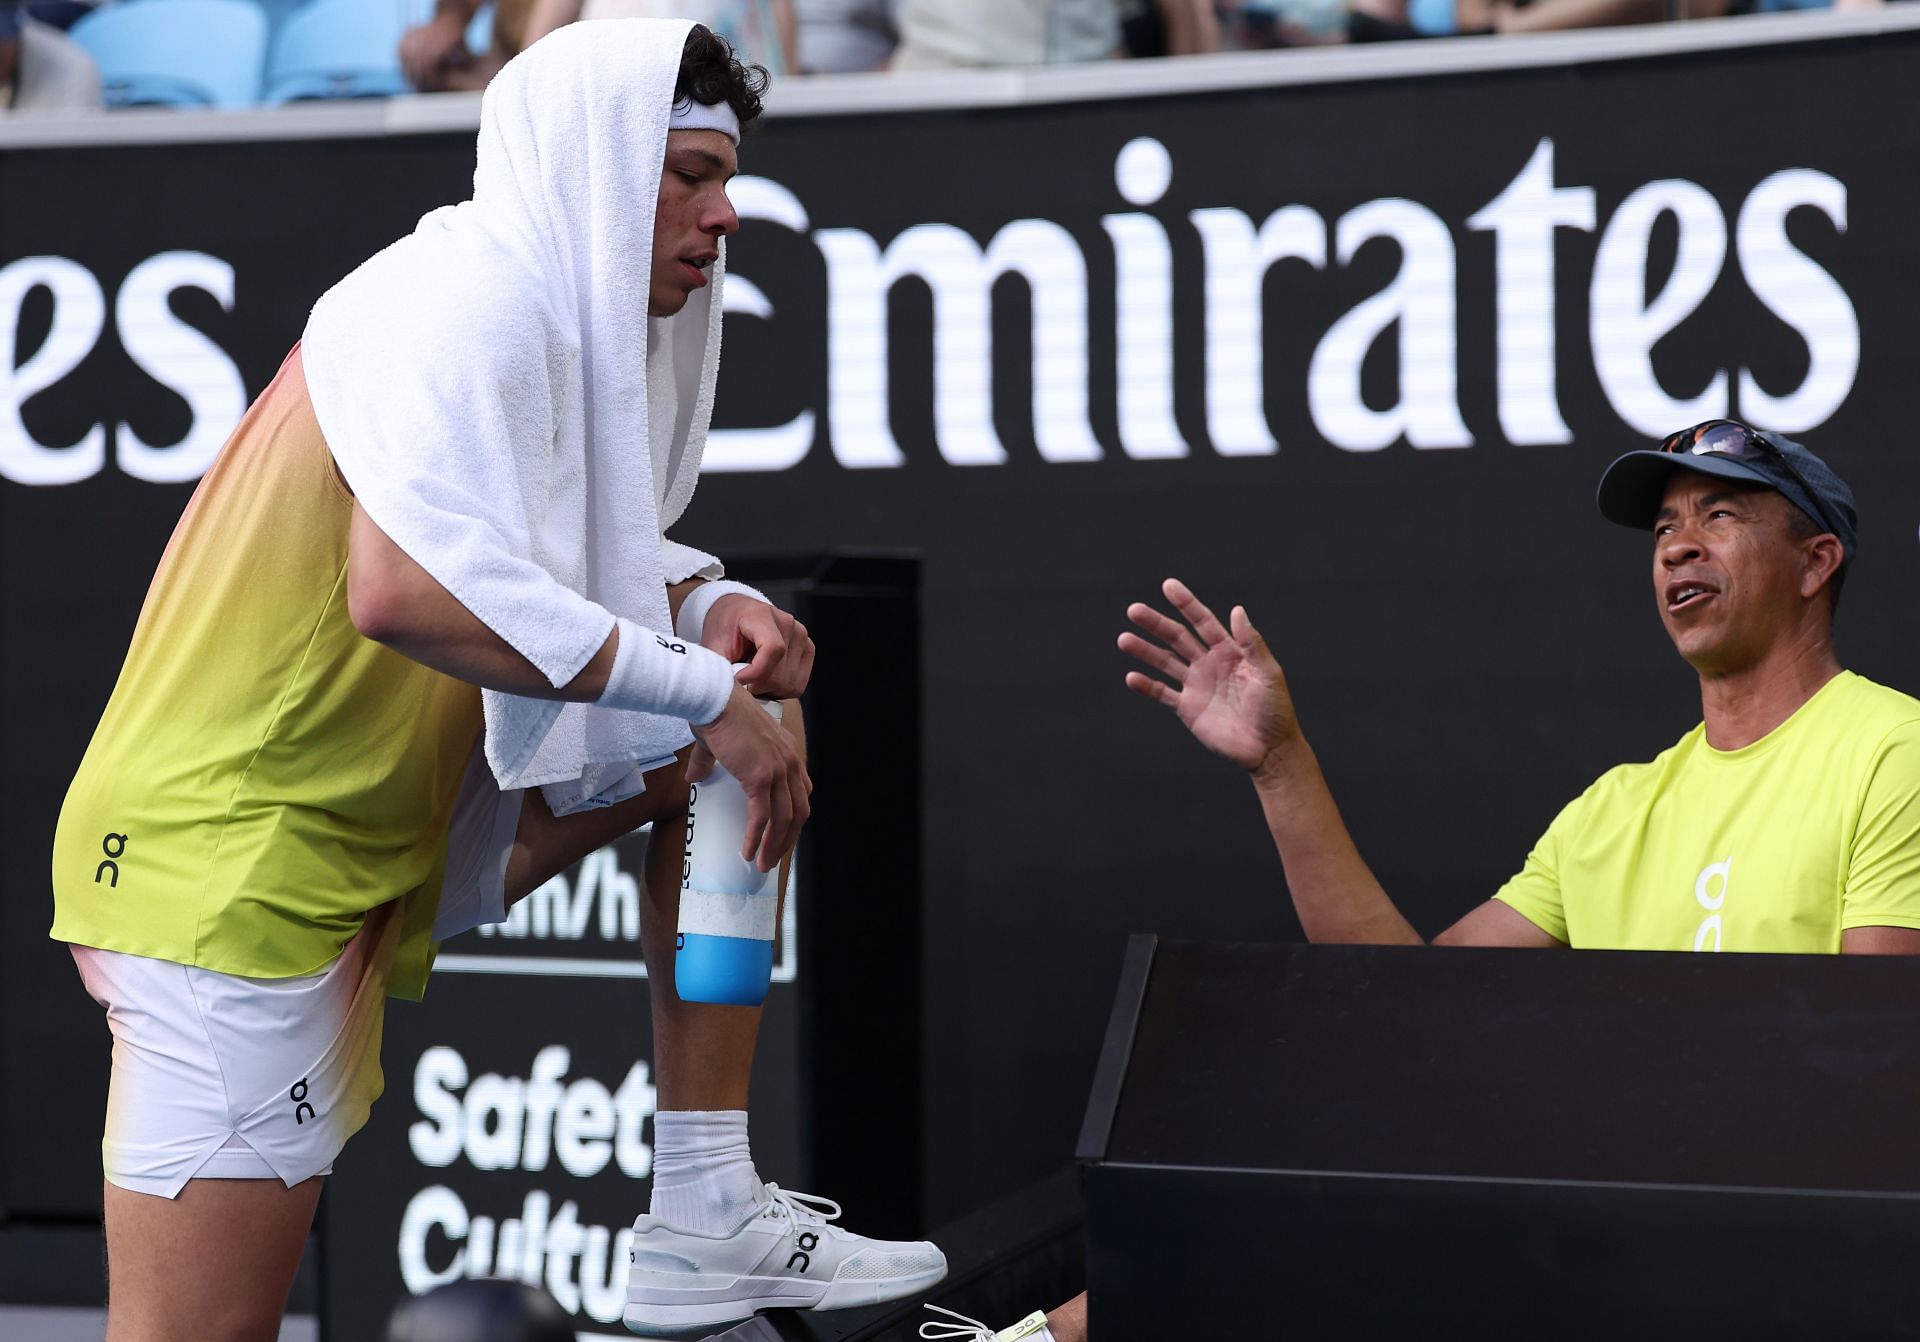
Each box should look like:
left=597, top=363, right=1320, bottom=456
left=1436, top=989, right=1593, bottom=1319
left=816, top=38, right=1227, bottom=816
left=1666, top=579, right=1718, bottom=613
left=679, top=253, right=716, bottom=288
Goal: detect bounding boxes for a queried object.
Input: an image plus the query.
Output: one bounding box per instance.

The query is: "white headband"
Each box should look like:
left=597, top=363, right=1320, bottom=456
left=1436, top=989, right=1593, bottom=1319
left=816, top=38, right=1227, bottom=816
left=670, top=97, right=741, bottom=144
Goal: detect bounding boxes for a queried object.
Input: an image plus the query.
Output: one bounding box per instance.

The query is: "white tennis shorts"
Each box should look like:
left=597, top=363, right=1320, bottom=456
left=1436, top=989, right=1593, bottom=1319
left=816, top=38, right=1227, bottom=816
left=70, top=743, right=524, bottom=1199
left=71, top=901, right=401, bottom=1199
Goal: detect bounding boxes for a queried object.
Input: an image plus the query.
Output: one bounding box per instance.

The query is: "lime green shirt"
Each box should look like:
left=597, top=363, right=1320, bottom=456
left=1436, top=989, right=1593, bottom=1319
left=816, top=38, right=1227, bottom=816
left=50, top=348, right=481, bottom=999
left=1494, top=672, right=1920, bottom=952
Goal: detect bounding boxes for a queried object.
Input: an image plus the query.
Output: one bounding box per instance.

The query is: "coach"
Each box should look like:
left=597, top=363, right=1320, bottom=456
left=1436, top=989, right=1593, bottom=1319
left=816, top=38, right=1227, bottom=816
left=1122, top=419, right=1920, bottom=956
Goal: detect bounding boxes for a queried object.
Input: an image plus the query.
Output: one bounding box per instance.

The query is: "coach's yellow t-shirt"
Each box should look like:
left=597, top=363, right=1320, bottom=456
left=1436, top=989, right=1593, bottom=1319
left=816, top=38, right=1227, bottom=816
left=50, top=347, right=481, bottom=999
left=1494, top=672, right=1920, bottom=952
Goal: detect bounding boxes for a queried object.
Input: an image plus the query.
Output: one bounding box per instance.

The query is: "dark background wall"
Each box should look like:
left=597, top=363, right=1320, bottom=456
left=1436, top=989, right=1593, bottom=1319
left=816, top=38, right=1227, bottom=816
left=5, top=23, right=1919, bottom=1289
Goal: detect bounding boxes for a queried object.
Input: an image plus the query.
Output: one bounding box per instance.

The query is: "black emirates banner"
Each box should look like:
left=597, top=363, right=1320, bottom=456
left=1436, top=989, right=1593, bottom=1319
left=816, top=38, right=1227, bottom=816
left=7, top=18, right=1920, bottom=1320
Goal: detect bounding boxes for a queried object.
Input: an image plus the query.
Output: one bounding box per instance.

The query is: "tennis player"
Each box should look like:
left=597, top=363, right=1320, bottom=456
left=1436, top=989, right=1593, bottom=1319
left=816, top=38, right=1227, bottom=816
left=52, top=21, right=942, bottom=1340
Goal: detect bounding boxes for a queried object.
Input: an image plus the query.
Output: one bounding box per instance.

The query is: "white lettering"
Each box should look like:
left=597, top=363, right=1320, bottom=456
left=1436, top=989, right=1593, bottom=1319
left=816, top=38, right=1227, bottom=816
left=405, top=1046, right=655, bottom=1175
left=1735, top=170, right=1859, bottom=433
left=518, top=1045, right=570, bottom=1173
left=613, top=1062, right=658, bottom=1178
left=1190, top=204, right=1325, bottom=456
left=486, top=849, right=639, bottom=943
left=408, top=1046, right=467, bottom=1168
left=706, top=176, right=817, bottom=472
left=578, top=1225, right=633, bottom=1323
left=1467, top=139, right=1596, bottom=447
left=397, top=1185, right=469, bottom=1294
left=394, top=1187, right=638, bottom=1327
left=597, top=851, right=641, bottom=942
left=464, top=1072, right=526, bottom=1171
left=542, top=1199, right=585, bottom=1314
left=1591, top=179, right=1730, bottom=436
left=1309, top=198, right=1472, bottom=452
left=1103, top=137, right=1187, bottom=460
left=818, top=219, right=1101, bottom=468
left=114, top=251, right=245, bottom=483
left=555, top=1075, right=615, bottom=1178
left=0, top=256, right=107, bottom=485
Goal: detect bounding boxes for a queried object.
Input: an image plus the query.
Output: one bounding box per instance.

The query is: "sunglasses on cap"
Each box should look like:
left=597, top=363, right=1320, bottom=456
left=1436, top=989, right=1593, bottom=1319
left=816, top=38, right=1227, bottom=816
left=1657, top=419, right=1838, bottom=539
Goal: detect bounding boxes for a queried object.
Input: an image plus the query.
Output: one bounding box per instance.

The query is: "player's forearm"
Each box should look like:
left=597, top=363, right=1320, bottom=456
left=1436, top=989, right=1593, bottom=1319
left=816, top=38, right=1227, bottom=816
left=348, top=547, right=613, bottom=701
left=1251, top=738, right=1424, bottom=945
left=347, top=508, right=737, bottom=712
left=363, top=595, right=618, bottom=700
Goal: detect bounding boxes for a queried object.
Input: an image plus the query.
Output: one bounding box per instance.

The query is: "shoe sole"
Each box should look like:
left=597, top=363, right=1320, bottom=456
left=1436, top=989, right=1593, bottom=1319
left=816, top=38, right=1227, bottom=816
left=622, top=1263, right=949, bottom=1334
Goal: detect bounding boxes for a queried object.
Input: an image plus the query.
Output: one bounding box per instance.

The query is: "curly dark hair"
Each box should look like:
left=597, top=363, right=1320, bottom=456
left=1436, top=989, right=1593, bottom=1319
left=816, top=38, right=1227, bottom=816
left=675, top=26, right=769, bottom=134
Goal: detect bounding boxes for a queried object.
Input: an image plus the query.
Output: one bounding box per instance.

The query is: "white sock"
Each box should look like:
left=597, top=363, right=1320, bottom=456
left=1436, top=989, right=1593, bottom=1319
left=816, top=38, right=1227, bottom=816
left=648, top=1109, right=764, bottom=1233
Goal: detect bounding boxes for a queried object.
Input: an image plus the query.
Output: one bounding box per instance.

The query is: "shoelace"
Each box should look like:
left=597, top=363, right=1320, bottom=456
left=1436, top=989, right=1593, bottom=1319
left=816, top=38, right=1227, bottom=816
left=760, top=1183, right=844, bottom=1229
left=920, top=1304, right=994, bottom=1341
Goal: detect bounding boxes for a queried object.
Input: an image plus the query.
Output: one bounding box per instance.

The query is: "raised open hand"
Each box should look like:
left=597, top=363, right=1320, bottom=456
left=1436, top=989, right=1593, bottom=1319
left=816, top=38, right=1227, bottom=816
left=1119, top=578, right=1299, bottom=773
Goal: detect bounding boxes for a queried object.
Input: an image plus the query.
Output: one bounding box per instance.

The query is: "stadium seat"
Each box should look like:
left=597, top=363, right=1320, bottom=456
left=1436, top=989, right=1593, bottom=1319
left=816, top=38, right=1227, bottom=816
left=466, top=3, right=493, bottom=55
left=264, top=0, right=419, bottom=102
left=68, top=0, right=269, bottom=109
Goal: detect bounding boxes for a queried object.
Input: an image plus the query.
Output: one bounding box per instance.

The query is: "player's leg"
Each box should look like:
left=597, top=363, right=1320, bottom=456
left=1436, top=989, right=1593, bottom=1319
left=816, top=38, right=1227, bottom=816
left=635, top=710, right=789, bottom=1236
left=103, top=1176, right=321, bottom=1342
left=640, top=777, right=771, bottom=1115
left=78, top=905, right=399, bottom=1342
left=625, top=701, right=947, bottom=1334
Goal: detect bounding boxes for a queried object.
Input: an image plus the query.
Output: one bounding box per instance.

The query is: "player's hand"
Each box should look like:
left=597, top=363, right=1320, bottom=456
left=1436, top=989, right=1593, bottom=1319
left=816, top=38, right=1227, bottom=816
left=688, top=685, right=811, bottom=871
left=1119, top=578, right=1300, bottom=775
left=399, top=15, right=470, bottom=90
left=700, top=594, right=815, bottom=700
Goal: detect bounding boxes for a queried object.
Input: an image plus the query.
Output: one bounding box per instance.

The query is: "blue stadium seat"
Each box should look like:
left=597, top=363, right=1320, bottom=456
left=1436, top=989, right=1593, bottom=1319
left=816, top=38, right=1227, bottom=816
left=466, top=3, right=492, bottom=55
left=68, top=0, right=269, bottom=109
left=264, top=0, right=419, bottom=102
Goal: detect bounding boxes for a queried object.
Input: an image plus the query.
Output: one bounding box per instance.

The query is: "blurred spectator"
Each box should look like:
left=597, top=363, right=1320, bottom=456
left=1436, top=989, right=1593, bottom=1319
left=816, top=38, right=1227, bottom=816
left=1, top=3, right=102, bottom=112
left=1456, top=0, right=1880, bottom=37
left=893, top=0, right=1116, bottom=66
left=1119, top=0, right=1221, bottom=55
left=401, top=0, right=531, bottom=92
left=1224, top=0, right=1350, bottom=44
left=793, top=0, right=895, bottom=71
left=402, top=0, right=793, bottom=91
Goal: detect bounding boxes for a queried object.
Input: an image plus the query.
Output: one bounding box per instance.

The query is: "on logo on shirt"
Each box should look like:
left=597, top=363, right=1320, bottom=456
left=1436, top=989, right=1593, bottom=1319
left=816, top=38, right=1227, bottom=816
left=1694, top=857, right=1732, bottom=952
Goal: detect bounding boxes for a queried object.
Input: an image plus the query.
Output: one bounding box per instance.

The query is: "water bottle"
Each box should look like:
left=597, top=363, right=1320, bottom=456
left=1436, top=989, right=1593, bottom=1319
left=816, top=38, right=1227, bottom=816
left=674, top=696, right=784, bottom=1006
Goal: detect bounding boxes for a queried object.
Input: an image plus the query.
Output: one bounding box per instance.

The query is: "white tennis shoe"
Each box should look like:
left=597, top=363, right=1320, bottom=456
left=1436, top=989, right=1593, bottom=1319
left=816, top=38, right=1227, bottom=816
left=623, top=1183, right=949, bottom=1334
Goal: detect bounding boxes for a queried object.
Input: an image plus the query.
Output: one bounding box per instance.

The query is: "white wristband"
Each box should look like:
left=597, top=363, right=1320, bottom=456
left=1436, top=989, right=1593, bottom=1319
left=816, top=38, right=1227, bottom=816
left=598, top=616, right=736, bottom=725
left=674, top=579, right=770, bottom=646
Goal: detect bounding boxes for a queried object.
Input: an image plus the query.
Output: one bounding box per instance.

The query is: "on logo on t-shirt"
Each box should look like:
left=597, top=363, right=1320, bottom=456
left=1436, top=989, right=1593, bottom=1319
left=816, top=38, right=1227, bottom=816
left=1693, top=857, right=1732, bottom=952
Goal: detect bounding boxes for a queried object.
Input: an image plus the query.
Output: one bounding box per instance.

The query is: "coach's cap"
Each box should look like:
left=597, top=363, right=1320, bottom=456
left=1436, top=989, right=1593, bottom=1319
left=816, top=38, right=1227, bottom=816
left=1596, top=421, right=1858, bottom=561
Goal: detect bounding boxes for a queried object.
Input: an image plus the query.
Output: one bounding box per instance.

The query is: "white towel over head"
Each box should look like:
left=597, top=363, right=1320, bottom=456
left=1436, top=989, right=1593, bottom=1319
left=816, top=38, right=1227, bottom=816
left=302, top=18, right=732, bottom=813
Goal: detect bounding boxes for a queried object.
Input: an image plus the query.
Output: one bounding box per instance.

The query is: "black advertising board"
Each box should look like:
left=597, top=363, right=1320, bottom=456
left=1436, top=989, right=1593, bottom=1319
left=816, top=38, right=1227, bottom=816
left=7, top=11, right=1920, bottom=1297
left=1079, top=941, right=1920, bottom=1336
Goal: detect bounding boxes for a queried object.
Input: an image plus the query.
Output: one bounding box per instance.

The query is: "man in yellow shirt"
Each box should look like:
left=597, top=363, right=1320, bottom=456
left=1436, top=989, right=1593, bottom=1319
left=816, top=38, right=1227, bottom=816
left=941, top=427, right=1920, bottom=1342
left=1122, top=419, right=1920, bottom=955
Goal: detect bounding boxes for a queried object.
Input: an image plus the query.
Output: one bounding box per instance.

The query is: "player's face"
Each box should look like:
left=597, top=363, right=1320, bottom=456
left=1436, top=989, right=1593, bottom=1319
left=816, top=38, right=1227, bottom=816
left=650, top=129, right=740, bottom=318
left=1652, top=473, right=1815, bottom=676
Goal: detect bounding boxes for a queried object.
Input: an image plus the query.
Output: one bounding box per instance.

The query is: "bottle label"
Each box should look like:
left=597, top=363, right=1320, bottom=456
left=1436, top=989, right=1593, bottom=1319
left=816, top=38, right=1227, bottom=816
left=677, top=886, right=779, bottom=940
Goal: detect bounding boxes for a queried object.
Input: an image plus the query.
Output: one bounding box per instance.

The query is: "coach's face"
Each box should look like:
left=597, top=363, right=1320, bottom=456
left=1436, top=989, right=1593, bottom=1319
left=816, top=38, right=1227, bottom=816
left=1653, top=473, right=1816, bottom=676
left=649, top=128, right=740, bottom=318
